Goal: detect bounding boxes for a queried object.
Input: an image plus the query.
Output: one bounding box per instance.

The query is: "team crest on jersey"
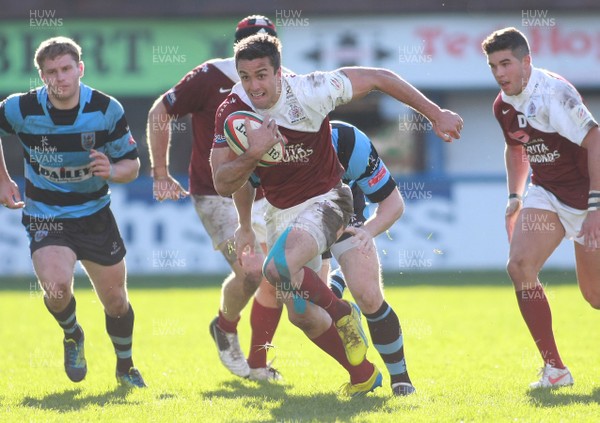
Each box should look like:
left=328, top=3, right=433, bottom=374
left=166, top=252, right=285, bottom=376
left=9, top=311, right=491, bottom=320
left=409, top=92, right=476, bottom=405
left=81, top=132, right=96, bottom=150
left=287, top=103, right=306, bottom=124
left=34, top=230, right=48, bottom=242
left=527, top=101, right=537, bottom=118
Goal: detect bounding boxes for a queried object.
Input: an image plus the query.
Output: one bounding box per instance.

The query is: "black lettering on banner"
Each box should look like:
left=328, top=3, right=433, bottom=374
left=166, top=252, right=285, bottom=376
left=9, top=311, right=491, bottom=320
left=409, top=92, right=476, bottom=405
left=114, top=29, right=153, bottom=73
left=90, top=32, right=109, bottom=74
left=22, top=33, right=36, bottom=73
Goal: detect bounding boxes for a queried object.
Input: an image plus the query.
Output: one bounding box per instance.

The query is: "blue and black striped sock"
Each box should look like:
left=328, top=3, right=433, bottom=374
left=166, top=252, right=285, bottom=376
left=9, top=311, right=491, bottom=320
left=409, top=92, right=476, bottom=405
left=46, top=295, right=83, bottom=342
left=328, top=268, right=346, bottom=299
left=106, top=303, right=135, bottom=373
left=363, top=301, right=411, bottom=385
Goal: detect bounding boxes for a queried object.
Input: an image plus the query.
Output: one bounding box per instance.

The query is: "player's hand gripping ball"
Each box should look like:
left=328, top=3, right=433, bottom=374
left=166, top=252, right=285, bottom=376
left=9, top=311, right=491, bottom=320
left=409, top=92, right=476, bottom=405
left=224, top=111, right=287, bottom=167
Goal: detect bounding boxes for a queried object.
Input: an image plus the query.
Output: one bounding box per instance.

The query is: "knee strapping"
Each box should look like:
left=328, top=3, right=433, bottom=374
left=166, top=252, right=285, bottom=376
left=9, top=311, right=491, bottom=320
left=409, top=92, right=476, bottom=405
left=264, top=227, right=292, bottom=285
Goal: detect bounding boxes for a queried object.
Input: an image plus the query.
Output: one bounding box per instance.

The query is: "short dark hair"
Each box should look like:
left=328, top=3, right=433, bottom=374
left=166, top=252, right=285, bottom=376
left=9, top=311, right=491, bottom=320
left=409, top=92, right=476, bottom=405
left=234, top=33, right=281, bottom=72
left=481, top=27, right=530, bottom=59
left=35, top=36, right=82, bottom=71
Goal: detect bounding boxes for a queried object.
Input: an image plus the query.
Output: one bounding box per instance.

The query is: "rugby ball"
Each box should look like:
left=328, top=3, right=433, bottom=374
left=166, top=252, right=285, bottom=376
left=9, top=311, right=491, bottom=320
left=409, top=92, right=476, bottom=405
left=224, top=111, right=286, bottom=167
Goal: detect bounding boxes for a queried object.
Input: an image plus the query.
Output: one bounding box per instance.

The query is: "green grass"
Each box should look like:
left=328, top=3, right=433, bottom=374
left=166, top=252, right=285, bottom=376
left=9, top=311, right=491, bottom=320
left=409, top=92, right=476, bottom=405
left=1, top=271, right=599, bottom=422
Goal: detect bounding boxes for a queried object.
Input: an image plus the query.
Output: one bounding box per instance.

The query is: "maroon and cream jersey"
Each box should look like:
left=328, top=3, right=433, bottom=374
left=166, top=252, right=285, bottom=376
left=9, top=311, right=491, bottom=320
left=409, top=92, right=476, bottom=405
left=494, top=67, right=597, bottom=209
left=213, top=71, right=353, bottom=209
left=161, top=58, right=238, bottom=196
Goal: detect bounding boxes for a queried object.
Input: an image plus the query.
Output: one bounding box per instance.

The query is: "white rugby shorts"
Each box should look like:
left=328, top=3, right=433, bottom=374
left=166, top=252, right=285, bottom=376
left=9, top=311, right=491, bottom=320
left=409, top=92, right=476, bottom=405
left=264, top=184, right=352, bottom=272
left=192, top=194, right=267, bottom=249
left=524, top=184, right=587, bottom=245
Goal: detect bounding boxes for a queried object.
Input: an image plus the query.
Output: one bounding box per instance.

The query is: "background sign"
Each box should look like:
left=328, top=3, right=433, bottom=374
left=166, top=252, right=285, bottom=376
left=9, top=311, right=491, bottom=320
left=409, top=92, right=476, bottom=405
left=281, top=14, right=600, bottom=88
left=0, top=19, right=238, bottom=95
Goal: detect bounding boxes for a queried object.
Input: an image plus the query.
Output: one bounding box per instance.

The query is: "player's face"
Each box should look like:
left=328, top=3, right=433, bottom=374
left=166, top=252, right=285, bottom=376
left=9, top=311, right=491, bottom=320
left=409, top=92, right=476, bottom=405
left=237, top=57, right=281, bottom=109
left=487, top=49, right=531, bottom=96
left=39, top=54, right=83, bottom=108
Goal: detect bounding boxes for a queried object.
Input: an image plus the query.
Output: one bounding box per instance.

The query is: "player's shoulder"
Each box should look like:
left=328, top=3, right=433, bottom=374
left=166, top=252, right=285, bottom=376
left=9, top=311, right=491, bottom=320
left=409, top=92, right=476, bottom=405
left=216, top=93, right=251, bottom=121
left=182, top=58, right=237, bottom=84
left=537, top=68, right=572, bottom=88
left=283, top=70, right=350, bottom=111
left=331, top=121, right=374, bottom=164
left=206, top=57, right=238, bottom=81
left=332, top=120, right=368, bottom=144
left=2, top=89, right=43, bottom=120
left=284, top=70, right=343, bottom=90
left=2, top=90, right=32, bottom=104
left=81, top=85, right=117, bottom=114
left=533, top=68, right=589, bottom=121
left=535, top=68, right=581, bottom=100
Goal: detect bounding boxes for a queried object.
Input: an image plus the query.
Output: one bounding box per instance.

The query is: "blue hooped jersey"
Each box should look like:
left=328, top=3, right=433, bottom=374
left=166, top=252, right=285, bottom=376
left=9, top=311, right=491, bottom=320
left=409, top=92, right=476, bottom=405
left=0, top=83, right=138, bottom=219
left=330, top=121, right=396, bottom=203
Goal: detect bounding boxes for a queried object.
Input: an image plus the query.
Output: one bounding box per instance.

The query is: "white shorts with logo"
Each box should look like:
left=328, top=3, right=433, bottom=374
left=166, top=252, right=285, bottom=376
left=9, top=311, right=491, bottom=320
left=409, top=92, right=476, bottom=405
left=264, top=184, right=353, bottom=272
left=192, top=194, right=267, bottom=250
left=524, top=184, right=587, bottom=245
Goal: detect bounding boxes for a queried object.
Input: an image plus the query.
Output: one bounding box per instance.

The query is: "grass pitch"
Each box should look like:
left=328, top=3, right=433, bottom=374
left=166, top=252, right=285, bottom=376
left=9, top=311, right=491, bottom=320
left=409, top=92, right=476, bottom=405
left=0, top=270, right=599, bottom=422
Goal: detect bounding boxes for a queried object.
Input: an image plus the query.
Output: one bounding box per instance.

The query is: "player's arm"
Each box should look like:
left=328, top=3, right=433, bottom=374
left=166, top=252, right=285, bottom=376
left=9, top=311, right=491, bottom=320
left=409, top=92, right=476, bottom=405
left=345, top=126, right=403, bottom=238
left=505, top=143, right=530, bottom=241
left=582, top=127, right=600, bottom=192
left=339, top=67, right=463, bottom=141
left=146, top=98, right=189, bottom=201
left=108, top=158, right=140, bottom=183
left=232, top=181, right=257, bottom=257
left=345, top=186, right=402, bottom=255
left=211, top=116, right=280, bottom=196
left=505, top=143, right=529, bottom=196
left=363, top=187, right=404, bottom=238
left=0, top=138, right=24, bottom=209
left=211, top=144, right=260, bottom=197
left=93, top=99, right=141, bottom=184
left=146, top=98, right=171, bottom=177
left=0, top=100, right=24, bottom=209
left=89, top=149, right=140, bottom=183
left=578, top=126, right=600, bottom=250
left=233, top=181, right=256, bottom=230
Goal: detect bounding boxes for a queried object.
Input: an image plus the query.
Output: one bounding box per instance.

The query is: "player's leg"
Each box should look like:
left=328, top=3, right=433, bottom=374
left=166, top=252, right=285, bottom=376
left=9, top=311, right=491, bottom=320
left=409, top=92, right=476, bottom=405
left=263, top=225, right=370, bottom=365
left=335, top=237, right=415, bottom=396
left=507, top=207, right=570, bottom=388
left=285, top=299, right=382, bottom=396
left=243, top=199, right=286, bottom=379
left=247, top=278, right=284, bottom=380
left=81, top=259, right=146, bottom=388
left=193, top=195, right=263, bottom=378
left=574, top=243, right=600, bottom=308
left=32, top=245, right=85, bottom=382
left=217, top=252, right=263, bottom=331
left=263, top=188, right=368, bottom=366
left=194, top=195, right=263, bottom=323
left=249, top=253, right=379, bottom=392
left=261, top=193, right=352, bottom=320
left=82, top=258, right=145, bottom=388
left=75, top=206, right=145, bottom=388
left=328, top=266, right=347, bottom=299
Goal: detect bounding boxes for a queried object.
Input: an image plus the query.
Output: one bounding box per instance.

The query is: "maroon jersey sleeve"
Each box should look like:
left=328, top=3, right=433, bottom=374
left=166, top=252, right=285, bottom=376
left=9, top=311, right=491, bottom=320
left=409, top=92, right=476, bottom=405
left=213, top=94, right=253, bottom=150
left=162, top=64, right=209, bottom=116
left=159, top=61, right=237, bottom=196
